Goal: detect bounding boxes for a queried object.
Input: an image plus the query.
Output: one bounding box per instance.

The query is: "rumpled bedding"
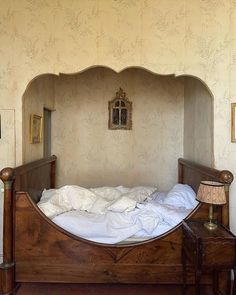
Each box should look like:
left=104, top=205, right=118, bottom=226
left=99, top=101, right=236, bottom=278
left=38, top=185, right=157, bottom=218
left=37, top=184, right=198, bottom=244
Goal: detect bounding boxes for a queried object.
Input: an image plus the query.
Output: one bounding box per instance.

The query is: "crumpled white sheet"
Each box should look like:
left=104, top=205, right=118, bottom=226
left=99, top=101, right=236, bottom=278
left=38, top=184, right=197, bottom=244
left=52, top=196, right=194, bottom=244
left=52, top=206, right=162, bottom=244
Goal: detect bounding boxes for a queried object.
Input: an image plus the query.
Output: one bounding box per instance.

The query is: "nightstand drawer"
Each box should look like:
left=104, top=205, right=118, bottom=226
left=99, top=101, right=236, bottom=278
left=201, top=240, right=235, bottom=267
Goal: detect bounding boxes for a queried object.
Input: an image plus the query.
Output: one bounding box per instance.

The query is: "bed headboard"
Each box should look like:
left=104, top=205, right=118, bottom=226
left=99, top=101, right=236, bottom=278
left=1, top=155, right=57, bottom=203
left=178, top=158, right=233, bottom=227
left=178, top=158, right=233, bottom=191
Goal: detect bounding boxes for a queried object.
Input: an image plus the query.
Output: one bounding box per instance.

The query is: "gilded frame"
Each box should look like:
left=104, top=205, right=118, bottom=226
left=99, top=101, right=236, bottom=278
left=30, top=114, right=42, bottom=144
left=108, top=88, right=132, bottom=130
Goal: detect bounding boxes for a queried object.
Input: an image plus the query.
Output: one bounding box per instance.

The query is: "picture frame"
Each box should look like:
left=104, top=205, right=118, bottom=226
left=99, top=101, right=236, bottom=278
left=30, top=114, right=42, bottom=144
left=231, top=103, right=236, bottom=142
left=108, top=88, right=132, bottom=130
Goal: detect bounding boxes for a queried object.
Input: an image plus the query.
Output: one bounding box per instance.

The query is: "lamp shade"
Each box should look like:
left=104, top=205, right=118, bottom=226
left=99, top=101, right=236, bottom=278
left=196, top=181, right=226, bottom=205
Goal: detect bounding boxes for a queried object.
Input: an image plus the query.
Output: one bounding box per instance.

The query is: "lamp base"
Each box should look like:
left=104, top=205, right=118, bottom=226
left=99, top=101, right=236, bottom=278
left=204, top=221, right=218, bottom=230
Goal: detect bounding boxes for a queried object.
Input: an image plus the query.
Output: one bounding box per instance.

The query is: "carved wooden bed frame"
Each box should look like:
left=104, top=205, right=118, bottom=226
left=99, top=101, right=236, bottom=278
left=0, top=155, right=233, bottom=294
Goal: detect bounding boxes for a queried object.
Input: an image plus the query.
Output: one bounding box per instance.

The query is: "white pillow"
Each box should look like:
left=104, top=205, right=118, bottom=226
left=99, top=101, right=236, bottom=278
left=87, top=197, right=110, bottom=214
left=115, top=186, right=130, bottom=194
left=121, top=191, right=149, bottom=203
left=163, top=184, right=198, bottom=209
left=39, top=185, right=97, bottom=217
left=60, top=185, right=96, bottom=211
left=129, top=186, right=157, bottom=194
left=90, top=187, right=122, bottom=201
left=38, top=197, right=65, bottom=219
left=107, top=196, right=137, bottom=213
left=121, top=187, right=157, bottom=203
left=41, top=188, right=59, bottom=201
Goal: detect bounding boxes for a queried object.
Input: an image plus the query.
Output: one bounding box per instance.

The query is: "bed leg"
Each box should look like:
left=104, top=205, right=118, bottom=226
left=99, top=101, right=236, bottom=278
left=0, top=263, right=15, bottom=295
left=0, top=168, right=15, bottom=295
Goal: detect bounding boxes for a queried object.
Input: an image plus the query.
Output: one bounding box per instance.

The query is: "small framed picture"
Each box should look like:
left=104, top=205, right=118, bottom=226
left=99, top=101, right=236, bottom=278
left=30, top=114, right=42, bottom=144
left=231, top=103, right=236, bottom=142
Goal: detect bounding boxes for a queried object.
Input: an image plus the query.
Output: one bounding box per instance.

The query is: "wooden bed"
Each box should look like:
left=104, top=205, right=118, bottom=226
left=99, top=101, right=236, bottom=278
left=0, top=155, right=233, bottom=295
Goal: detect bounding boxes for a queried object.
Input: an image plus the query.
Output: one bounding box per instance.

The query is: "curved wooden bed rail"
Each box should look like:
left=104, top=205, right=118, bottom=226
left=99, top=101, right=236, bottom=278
left=0, top=156, right=233, bottom=295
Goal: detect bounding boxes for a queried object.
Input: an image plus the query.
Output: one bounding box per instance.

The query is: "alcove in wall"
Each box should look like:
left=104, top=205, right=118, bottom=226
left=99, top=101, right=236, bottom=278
left=22, top=66, right=213, bottom=191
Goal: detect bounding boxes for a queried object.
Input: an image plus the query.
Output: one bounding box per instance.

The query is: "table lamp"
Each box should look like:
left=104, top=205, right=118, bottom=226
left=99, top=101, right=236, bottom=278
left=196, top=180, right=226, bottom=230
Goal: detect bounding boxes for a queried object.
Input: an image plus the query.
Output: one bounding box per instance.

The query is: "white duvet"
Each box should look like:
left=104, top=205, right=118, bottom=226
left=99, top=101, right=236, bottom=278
left=38, top=184, right=198, bottom=244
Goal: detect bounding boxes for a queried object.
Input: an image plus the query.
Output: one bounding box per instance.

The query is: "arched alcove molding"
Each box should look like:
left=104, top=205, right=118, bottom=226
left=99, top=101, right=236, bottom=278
left=22, top=66, right=214, bottom=187
left=22, top=65, right=214, bottom=100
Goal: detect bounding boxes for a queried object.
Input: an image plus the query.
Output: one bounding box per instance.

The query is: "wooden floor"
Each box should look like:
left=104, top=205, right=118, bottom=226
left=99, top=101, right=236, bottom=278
left=16, top=283, right=212, bottom=295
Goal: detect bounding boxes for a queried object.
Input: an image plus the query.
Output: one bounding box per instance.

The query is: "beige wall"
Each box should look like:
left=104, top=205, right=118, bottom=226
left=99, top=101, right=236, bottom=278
left=23, top=69, right=213, bottom=191
left=1, top=0, right=236, bottom=249
left=52, top=68, right=184, bottom=190
left=184, top=77, right=213, bottom=166
left=22, top=75, right=55, bottom=163
left=0, top=109, right=15, bottom=259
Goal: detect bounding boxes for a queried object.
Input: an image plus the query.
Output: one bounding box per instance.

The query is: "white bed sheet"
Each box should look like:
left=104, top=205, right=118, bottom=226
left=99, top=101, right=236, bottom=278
left=39, top=185, right=198, bottom=244
left=119, top=223, right=173, bottom=244
left=52, top=192, right=196, bottom=244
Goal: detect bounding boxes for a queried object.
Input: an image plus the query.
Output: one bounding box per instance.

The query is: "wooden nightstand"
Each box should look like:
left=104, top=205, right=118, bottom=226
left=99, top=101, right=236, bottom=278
left=182, top=220, right=236, bottom=295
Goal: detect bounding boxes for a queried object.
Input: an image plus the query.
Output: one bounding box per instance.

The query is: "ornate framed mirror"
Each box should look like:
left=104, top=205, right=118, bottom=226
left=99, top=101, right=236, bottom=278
left=108, top=88, right=132, bottom=130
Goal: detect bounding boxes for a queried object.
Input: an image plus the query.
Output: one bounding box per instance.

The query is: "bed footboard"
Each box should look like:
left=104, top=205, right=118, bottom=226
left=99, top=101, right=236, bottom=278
left=0, top=156, right=56, bottom=295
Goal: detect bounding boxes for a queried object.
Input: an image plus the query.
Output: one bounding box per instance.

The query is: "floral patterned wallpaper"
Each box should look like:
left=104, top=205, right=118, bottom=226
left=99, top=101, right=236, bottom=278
left=0, top=0, right=236, bottom=234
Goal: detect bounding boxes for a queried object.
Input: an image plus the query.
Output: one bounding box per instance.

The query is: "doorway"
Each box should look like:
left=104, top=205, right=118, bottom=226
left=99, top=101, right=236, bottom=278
left=43, top=108, right=51, bottom=158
